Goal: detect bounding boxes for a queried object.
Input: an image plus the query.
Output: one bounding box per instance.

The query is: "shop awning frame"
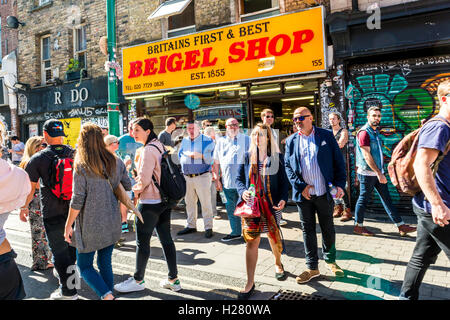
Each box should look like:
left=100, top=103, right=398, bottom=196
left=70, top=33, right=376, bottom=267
left=147, top=0, right=193, bottom=21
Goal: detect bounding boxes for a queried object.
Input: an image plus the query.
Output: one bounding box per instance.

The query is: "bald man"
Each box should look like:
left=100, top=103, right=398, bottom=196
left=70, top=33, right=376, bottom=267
left=285, top=107, right=347, bottom=284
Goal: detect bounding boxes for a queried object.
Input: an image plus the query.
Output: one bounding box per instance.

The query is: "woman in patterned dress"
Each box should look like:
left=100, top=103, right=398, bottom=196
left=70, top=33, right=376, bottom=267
left=19, top=136, right=53, bottom=271
left=235, top=123, right=289, bottom=299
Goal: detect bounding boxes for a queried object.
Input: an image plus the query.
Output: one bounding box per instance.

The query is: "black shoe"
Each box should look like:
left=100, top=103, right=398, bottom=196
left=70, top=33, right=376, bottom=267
left=237, top=284, right=255, bottom=300
left=177, top=227, right=197, bottom=235
left=275, top=264, right=287, bottom=281
left=205, top=229, right=213, bottom=238
left=221, top=234, right=241, bottom=242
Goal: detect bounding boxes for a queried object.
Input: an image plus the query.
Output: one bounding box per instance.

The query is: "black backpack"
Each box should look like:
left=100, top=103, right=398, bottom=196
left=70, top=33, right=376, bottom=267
left=148, top=144, right=186, bottom=208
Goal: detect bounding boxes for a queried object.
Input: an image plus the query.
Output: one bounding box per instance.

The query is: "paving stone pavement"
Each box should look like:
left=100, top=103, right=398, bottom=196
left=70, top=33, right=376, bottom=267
left=4, top=204, right=450, bottom=300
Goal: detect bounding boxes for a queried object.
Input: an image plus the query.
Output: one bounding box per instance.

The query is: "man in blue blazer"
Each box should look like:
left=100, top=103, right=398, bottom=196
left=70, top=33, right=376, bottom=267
left=285, top=107, right=346, bottom=284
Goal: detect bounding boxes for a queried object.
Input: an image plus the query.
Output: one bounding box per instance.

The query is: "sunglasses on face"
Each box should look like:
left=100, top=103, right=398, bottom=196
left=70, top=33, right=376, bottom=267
left=293, top=115, right=311, bottom=122
left=227, top=123, right=239, bottom=128
left=265, top=115, right=274, bottom=119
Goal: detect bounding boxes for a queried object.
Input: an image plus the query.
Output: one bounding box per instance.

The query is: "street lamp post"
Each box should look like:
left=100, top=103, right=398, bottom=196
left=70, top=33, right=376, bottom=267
left=106, top=0, right=120, bottom=136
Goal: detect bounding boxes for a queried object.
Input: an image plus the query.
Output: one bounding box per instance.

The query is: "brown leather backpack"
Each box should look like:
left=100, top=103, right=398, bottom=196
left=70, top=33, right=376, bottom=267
left=388, top=117, right=450, bottom=196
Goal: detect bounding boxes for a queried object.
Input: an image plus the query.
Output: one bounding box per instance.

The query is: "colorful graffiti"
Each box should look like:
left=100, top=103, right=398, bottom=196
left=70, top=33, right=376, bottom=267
left=345, top=55, right=450, bottom=214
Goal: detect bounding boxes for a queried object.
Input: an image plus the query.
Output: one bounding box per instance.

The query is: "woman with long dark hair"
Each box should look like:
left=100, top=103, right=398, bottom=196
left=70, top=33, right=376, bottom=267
left=114, top=117, right=181, bottom=294
left=235, top=123, right=289, bottom=300
left=64, top=123, right=132, bottom=300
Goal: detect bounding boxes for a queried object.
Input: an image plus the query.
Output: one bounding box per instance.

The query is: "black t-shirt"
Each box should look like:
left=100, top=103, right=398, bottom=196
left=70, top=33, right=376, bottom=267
left=25, top=144, right=75, bottom=220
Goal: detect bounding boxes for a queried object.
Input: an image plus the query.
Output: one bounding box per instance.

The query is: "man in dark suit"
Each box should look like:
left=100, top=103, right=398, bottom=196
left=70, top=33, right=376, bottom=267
left=285, top=107, right=347, bottom=284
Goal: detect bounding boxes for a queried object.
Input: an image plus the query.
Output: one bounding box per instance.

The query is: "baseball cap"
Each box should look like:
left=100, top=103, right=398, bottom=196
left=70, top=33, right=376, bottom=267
left=43, top=119, right=67, bottom=137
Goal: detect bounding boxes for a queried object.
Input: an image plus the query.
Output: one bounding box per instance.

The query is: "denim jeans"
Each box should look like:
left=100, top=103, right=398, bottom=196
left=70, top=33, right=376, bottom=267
left=399, top=205, right=450, bottom=300
left=354, top=174, right=403, bottom=225
left=76, top=244, right=115, bottom=299
left=223, top=188, right=242, bottom=236
left=43, top=216, right=77, bottom=296
left=134, top=203, right=178, bottom=282
left=297, top=194, right=336, bottom=270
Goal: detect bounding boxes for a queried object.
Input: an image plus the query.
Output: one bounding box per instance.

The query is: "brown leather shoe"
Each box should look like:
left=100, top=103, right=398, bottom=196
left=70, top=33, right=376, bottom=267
left=353, top=225, right=374, bottom=236
left=296, top=269, right=320, bottom=284
left=340, top=208, right=353, bottom=222
left=398, top=224, right=417, bottom=236
left=333, top=204, right=344, bottom=218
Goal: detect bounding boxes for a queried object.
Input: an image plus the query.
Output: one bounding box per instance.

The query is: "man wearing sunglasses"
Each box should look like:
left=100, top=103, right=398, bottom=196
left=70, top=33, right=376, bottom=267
left=285, top=107, right=346, bottom=284
left=354, top=106, right=416, bottom=237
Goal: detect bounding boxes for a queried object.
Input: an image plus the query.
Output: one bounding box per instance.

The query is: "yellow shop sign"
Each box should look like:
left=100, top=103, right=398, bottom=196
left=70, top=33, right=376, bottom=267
left=122, top=6, right=326, bottom=95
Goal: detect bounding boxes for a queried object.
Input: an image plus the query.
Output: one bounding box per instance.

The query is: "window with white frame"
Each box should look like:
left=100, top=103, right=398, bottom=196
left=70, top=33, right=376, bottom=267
left=74, top=25, right=87, bottom=69
left=41, top=35, right=52, bottom=85
left=168, top=0, right=195, bottom=37
left=240, top=0, right=280, bottom=22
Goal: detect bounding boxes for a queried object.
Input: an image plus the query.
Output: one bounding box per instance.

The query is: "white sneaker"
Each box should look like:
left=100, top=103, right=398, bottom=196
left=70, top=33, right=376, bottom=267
left=114, top=277, right=145, bottom=293
left=160, top=278, right=182, bottom=292
left=50, top=289, right=78, bottom=300
left=279, top=219, right=288, bottom=226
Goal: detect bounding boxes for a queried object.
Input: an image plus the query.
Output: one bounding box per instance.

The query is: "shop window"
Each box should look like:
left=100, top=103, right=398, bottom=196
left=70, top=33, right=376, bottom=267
left=240, top=0, right=280, bottom=22
left=74, top=25, right=87, bottom=70
left=148, top=0, right=196, bottom=38
left=168, top=0, right=195, bottom=37
left=41, top=35, right=52, bottom=85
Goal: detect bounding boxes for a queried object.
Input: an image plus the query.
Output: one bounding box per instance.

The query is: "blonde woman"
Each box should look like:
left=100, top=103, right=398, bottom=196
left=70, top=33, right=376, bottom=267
left=64, top=123, right=131, bottom=300
left=235, top=123, right=289, bottom=299
left=19, top=136, right=53, bottom=271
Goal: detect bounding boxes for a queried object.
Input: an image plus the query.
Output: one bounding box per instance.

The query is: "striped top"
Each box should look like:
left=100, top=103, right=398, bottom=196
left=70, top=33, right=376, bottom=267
left=298, top=128, right=326, bottom=196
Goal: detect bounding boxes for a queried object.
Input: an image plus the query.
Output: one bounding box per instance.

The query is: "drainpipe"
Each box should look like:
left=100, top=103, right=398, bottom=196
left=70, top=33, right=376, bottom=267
left=106, top=0, right=120, bottom=136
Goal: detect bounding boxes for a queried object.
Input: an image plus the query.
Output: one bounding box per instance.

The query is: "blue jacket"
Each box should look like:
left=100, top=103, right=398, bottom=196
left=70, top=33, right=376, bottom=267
left=284, top=127, right=346, bottom=203
left=236, top=152, right=289, bottom=206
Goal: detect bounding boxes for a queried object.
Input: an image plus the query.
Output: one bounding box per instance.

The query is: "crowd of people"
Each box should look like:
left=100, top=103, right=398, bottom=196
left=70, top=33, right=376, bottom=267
left=0, top=80, right=449, bottom=301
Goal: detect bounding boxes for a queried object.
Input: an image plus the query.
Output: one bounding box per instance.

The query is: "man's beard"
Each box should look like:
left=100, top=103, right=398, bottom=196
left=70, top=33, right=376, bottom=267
left=369, top=120, right=379, bottom=127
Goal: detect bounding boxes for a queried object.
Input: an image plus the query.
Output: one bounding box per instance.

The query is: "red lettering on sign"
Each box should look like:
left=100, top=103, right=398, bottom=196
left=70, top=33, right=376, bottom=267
left=184, top=50, right=201, bottom=70
left=268, top=34, right=291, bottom=56
left=158, top=55, right=168, bottom=74
left=128, top=61, right=143, bottom=78
left=246, top=37, right=269, bottom=61
left=291, top=30, right=314, bottom=53
left=143, top=58, right=158, bottom=76
left=201, top=47, right=218, bottom=67
left=168, top=53, right=183, bottom=72
left=228, top=41, right=246, bottom=63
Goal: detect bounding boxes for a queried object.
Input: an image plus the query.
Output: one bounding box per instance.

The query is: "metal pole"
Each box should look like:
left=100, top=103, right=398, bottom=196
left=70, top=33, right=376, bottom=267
left=106, top=0, right=120, bottom=136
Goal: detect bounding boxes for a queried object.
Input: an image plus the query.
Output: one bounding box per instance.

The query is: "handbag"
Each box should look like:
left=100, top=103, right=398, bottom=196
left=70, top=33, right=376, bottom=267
left=234, top=163, right=262, bottom=218
left=105, top=173, right=144, bottom=224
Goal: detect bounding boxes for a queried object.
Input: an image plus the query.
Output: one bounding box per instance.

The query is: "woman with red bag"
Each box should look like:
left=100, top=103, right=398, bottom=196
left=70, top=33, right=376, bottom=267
left=235, top=123, right=289, bottom=300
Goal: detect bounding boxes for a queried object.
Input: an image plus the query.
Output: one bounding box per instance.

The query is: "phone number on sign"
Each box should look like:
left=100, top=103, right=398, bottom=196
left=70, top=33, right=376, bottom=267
left=191, top=68, right=225, bottom=80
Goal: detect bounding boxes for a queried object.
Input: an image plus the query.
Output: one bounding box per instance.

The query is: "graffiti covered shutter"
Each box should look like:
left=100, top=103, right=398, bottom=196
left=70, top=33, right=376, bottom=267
left=346, top=54, right=450, bottom=215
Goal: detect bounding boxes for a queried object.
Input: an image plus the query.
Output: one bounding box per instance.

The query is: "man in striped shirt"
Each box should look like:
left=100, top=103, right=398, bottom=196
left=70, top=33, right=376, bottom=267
left=285, top=107, right=347, bottom=284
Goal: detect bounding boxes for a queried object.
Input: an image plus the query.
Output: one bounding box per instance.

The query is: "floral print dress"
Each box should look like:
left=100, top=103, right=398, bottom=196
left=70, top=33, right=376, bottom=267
left=29, top=189, right=53, bottom=271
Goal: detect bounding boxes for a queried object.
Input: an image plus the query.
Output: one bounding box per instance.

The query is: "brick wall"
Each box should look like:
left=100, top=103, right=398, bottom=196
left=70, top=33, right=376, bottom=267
left=0, top=0, right=18, bottom=58
left=16, top=0, right=328, bottom=87
left=331, top=0, right=419, bottom=12
left=281, top=0, right=330, bottom=13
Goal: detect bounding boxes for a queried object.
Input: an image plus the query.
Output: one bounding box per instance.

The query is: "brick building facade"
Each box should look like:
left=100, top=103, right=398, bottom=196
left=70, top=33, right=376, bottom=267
left=0, top=0, right=18, bottom=60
